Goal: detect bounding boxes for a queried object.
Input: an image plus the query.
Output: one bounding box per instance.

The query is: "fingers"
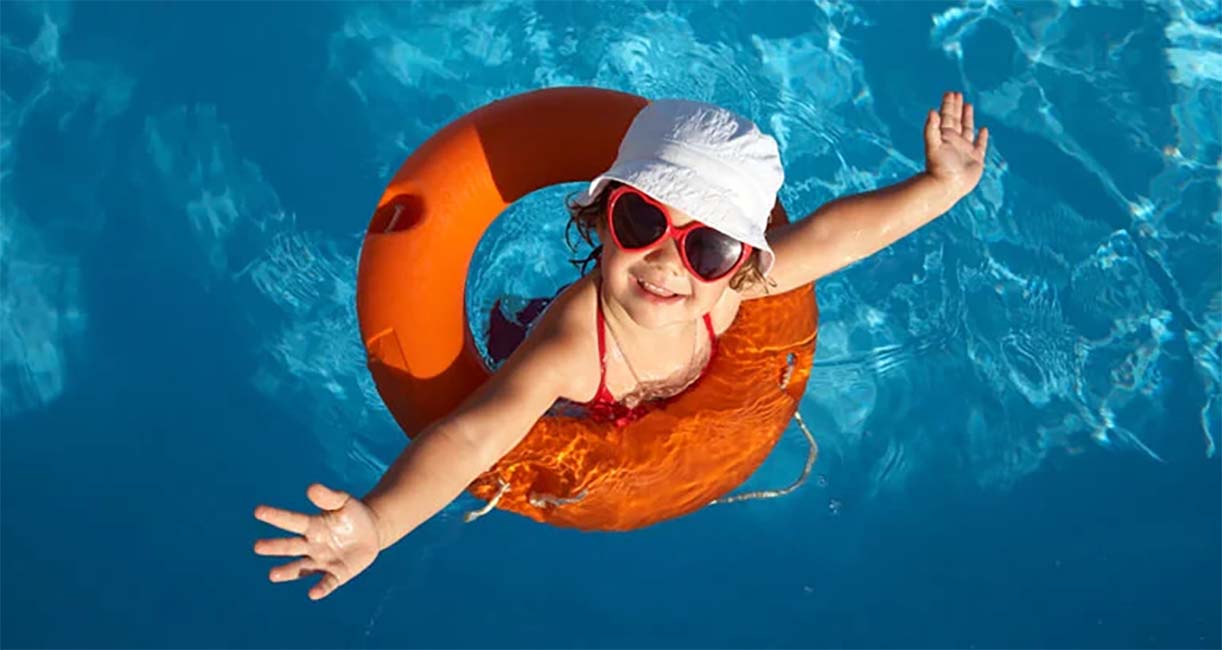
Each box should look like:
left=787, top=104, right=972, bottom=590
left=940, top=91, right=956, bottom=121
left=253, top=535, right=310, bottom=557
left=309, top=571, right=342, bottom=601
left=254, top=505, right=310, bottom=535
left=974, top=127, right=990, bottom=159
left=925, top=110, right=941, bottom=150
left=268, top=559, right=345, bottom=602
left=268, top=558, right=319, bottom=583
left=940, top=91, right=960, bottom=132
left=307, top=483, right=351, bottom=512
left=936, top=91, right=985, bottom=149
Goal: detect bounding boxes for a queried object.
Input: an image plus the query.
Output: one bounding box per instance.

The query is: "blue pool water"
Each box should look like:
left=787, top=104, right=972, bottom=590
left=2, top=1, right=1219, bottom=647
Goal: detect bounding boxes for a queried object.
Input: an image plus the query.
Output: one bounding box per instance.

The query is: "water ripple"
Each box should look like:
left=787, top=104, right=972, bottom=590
left=0, top=3, right=129, bottom=417
left=309, top=0, right=1222, bottom=501
left=140, top=104, right=397, bottom=481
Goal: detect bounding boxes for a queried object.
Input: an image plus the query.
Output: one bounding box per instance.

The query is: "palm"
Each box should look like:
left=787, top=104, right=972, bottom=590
left=924, top=91, right=989, bottom=195
left=254, top=483, right=381, bottom=600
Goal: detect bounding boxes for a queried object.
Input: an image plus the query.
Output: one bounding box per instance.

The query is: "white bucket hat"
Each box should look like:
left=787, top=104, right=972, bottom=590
left=578, top=99, right=784, bottom=276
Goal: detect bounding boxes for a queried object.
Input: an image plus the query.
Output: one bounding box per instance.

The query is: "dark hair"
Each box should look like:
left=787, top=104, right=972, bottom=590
left=563, top=182, right=772, bottom=294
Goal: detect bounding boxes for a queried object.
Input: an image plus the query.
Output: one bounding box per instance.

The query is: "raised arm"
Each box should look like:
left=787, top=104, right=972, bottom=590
left=741, top=91, right=989, bottom=298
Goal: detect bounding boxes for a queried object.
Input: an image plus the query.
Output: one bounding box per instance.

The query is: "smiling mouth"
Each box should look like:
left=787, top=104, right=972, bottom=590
left=635, top=277, right=682, bottom=299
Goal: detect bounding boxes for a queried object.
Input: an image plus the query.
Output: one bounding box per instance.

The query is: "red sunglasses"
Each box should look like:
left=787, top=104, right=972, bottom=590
left=606, top=186, right=751, bottom=282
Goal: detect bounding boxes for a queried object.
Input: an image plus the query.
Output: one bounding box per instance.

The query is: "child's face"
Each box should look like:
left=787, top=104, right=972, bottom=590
left=596, top=203, right=734, bottom=330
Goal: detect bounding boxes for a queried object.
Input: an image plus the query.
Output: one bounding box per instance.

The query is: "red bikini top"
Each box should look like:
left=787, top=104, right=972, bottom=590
left=584, top=290, right=717, bottom=426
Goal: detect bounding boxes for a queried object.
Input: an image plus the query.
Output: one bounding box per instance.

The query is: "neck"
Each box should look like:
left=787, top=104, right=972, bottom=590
left=598, top=274, right=700, bottom=385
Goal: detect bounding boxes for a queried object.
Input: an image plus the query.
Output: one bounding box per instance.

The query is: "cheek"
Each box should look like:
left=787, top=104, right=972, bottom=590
left=600, top=236, right=648, bottom=271
left=599, top=244, right=637, bottom=290
left=599, top=239, right=624, bottom=272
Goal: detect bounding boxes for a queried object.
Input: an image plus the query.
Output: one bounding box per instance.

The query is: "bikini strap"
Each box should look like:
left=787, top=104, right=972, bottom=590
left=594, top=288, right=610, bottom=400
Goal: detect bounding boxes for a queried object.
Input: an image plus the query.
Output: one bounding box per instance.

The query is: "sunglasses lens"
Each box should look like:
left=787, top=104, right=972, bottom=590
left=611, top=192, right=668, bottom=248
left=685, top=228, right=744, bottom=280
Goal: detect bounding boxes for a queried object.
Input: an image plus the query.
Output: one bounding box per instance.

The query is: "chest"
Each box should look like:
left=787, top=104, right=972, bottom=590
left=600, top=325, right=712, bottom=406
left=600, top=291, right=740, bottom=406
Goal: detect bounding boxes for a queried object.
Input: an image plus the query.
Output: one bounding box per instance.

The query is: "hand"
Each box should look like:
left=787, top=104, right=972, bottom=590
left=924, top=91, right=989, bottom=198
left=253, top=483, right=382, bottom=601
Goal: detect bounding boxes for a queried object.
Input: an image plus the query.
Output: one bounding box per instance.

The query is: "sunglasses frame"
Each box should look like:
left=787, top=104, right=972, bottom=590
left=605, top=185, right=752, bottom=283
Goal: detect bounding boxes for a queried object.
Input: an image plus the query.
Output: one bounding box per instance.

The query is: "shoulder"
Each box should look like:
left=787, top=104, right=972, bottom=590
left=734, top=220, right=820, bottom=301
left=441, top=281, right=596, bottom=466
left=509, top=274, right=601, bottom=403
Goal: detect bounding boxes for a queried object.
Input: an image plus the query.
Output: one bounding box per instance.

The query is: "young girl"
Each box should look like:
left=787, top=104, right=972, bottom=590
left=254, top=91, right=989, bottom=600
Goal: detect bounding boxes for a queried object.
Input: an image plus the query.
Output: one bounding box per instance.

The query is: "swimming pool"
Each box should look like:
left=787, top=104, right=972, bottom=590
left=2, top=1, right=1218, bottom=647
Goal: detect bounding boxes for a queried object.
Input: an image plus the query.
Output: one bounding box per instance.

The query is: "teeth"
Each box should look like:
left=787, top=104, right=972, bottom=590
left=638, top=278, right=676, bottom=298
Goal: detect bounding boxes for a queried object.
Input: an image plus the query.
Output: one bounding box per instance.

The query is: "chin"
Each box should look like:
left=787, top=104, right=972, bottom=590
left=624, top=301, right=689, bottom=330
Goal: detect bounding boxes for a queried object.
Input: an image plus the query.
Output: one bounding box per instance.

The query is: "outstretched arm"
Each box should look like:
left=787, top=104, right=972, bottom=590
left=253, top=307, right=579, bottom=600
left=360, top=316, right=577, bottom=547
left=743, top=91, right=989, bottom=298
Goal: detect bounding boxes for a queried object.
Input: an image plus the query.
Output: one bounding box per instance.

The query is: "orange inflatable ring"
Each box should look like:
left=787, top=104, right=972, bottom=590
left=358, top=87, right=819, bottom=531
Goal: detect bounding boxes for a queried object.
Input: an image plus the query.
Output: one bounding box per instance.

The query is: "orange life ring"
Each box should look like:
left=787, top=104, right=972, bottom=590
left=357, top=87, right=819, bottom=531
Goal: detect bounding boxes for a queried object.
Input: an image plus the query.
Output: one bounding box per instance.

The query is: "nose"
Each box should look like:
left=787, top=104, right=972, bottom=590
left=643, top=237, right=685, bottom=275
